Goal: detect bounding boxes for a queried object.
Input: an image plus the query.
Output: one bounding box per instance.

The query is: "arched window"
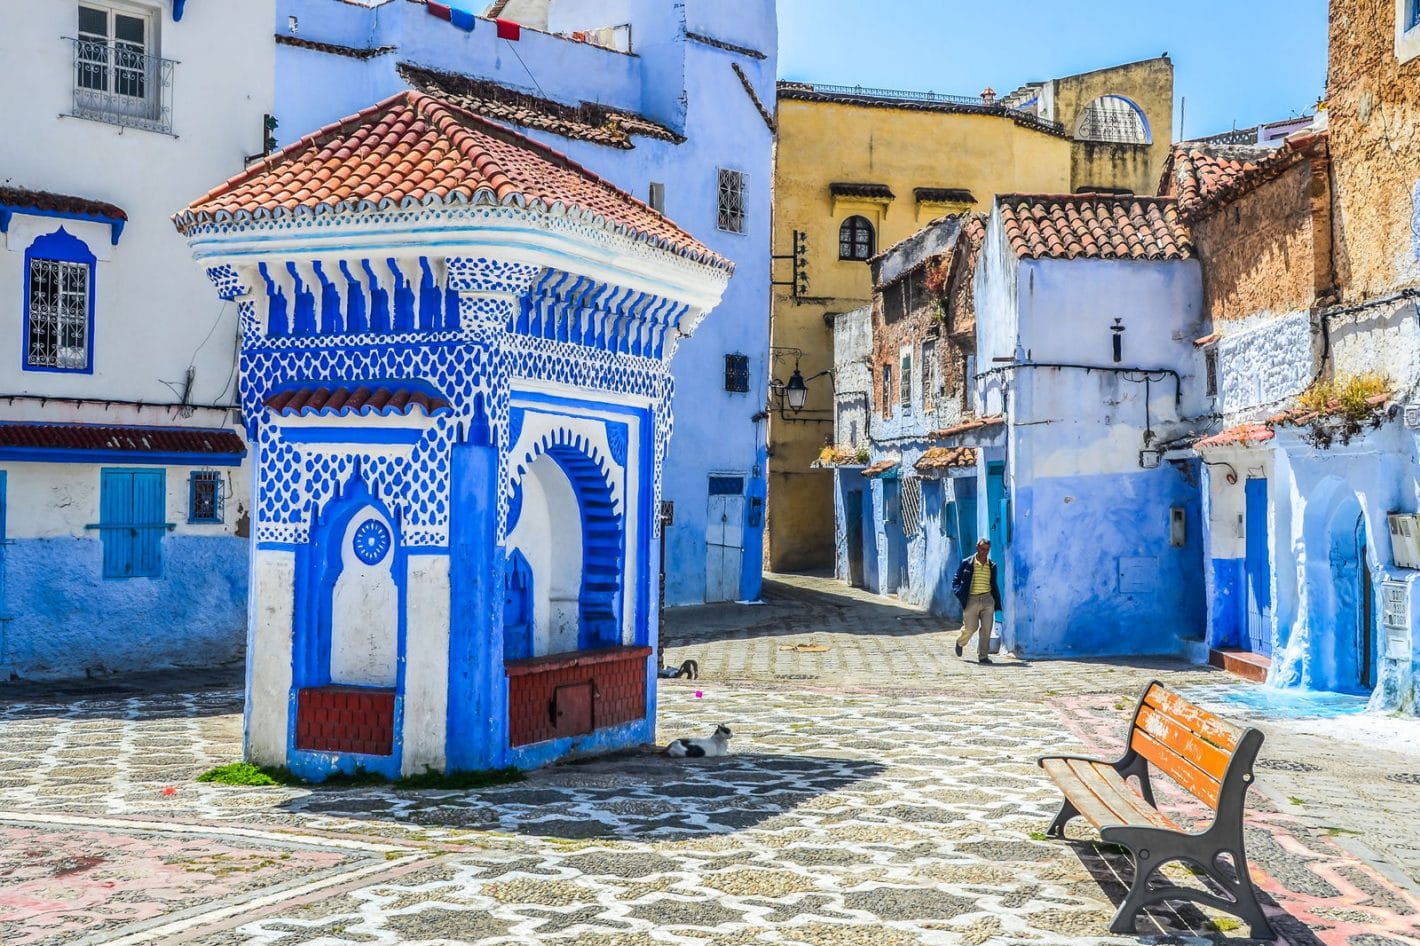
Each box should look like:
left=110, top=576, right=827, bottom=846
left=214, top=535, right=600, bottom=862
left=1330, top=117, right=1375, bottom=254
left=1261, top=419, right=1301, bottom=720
left=839, top=215, right=875, bottom=261
left=24, top=227, right=95, bottom=373
left=1075, top=95, right=1151, bottom=145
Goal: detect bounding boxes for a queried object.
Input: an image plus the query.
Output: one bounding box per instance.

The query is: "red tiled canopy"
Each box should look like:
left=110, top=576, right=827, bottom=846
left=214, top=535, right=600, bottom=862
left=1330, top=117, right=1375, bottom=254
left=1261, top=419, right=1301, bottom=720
left=265, top=382, right=452, bottom=418
left=997, top=194, right=1194, bottom=261
left=174, top=90, right=730, bottom=272
left=0, top=423, right=244, bottom=456
left=0, top=186, right=127, bottom=223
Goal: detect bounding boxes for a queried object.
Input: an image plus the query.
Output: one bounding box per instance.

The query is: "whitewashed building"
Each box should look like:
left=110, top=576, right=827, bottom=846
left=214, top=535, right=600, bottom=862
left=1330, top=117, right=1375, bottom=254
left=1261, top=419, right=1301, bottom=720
left=271, top=0, right=777, bottom=606
left=0, top=1, right=273, bottom=679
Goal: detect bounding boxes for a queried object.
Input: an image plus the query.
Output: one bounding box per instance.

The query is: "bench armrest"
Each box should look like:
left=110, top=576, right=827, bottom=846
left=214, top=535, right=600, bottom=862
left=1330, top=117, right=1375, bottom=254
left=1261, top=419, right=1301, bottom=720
left=1037, top=751, right=1127, bottom=770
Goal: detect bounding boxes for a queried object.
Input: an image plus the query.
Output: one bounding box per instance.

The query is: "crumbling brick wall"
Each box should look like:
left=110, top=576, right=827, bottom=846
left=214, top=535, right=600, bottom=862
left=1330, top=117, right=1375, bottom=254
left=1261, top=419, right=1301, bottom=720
left=1191, top=158, right=1332, bottom=321
left=1328, top=0, right=1420, bottom=298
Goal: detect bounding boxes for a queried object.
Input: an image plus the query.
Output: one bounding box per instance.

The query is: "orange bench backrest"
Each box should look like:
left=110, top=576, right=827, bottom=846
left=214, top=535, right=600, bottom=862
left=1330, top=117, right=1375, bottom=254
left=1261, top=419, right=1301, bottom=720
left=1129, top=683, right=1244, bottom=810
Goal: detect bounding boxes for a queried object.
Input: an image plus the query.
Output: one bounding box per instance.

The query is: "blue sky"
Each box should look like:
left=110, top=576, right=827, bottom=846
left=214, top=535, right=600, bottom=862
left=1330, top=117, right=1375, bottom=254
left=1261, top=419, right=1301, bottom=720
left=776, top=0, right=1329, bottom=140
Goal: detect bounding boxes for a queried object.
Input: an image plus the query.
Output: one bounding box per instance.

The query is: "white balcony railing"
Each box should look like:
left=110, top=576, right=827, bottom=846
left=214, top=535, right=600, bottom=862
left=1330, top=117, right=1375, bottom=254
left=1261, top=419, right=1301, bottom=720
left=70, top=37, right=175, bottom=135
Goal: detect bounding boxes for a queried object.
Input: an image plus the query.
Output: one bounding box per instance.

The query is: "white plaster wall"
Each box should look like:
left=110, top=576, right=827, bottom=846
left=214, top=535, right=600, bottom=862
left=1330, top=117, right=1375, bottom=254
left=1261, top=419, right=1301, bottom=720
left=972, top=213, right=1021, bottom=415
left=507, top=454, right=584, bottom=656
left=1330, top=299, right=1420, bottom=388
left=0, top=2, right=274, bottom=409
left=401, top=553, right=449, bottom=776
left=0, top=460, right=249, bottom=539
left=247, top=550, right=294, bottom=766
left=1216, top=310, right=1317, bottom=421
left=329, top=508, right=399, bottom=687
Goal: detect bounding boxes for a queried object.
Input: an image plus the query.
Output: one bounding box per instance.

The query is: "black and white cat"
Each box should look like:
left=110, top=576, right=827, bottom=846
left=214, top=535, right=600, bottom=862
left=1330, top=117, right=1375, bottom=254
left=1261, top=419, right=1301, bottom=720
left=666, top=723, right=732, bottom=758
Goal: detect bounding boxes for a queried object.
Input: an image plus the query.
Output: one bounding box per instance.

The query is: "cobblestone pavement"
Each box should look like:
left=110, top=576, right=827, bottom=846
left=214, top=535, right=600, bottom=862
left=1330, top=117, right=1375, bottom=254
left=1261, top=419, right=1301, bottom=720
left=0, top=574, right=1417, bottom=945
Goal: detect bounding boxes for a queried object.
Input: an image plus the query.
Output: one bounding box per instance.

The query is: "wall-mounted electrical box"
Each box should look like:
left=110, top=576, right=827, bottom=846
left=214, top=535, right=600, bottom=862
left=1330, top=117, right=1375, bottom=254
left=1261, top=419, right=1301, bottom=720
left=1387, top=513, right=1420, bottom=569
left=1169, top=507, right=1187, bottom=547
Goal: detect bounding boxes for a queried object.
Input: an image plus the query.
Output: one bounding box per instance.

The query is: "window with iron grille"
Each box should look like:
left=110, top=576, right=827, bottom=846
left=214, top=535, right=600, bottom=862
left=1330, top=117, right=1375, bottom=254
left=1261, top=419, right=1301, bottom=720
left=1075, top=95, right=1151, bottom=144
left=189, top=471, right=223, bottom=524
left=724, top=353, right=750, bottom=393
left=900, top=476, right=923, bottom=536
left=881, top=363, right=893, bottom=418
left=1204, top=348, right=1219, bottom=398
left=73, top=3, right=174, bottom=134
left=717, top=169, right=746, bottom=233
left=839, top=215, right=874, bottom=260
left=25, top=228, right=95, bottom=373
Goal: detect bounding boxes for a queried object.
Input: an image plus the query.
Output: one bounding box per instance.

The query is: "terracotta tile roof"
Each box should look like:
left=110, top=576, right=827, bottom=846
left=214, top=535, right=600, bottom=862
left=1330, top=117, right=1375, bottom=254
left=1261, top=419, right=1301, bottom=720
left=174, top=91, right=729, bottom=272
left=1160, top=129, right=1329, bottom=221
left=274, top=34, right=397, bottom=59
left=831, top=182, right=894, bottom=200
left=0, top=186, right=126, bottom=222
left=686, top=31, right=768, bottom=60
left=1162, top=145, right=1267, bottom=215
left=861, top=458, right=900, bottom=478
left=265, top=382, right=453, bottom=418
left=998, top=194, right=1193, bottom=261
left=931, top=414, right=1004, bottom=439
left=914, top=446, right=975, bottom=472
left=1194, top=391, right=1391, bottom=450
left=732, top=62, right=776, bottom=132
left=1194, top=332, right=1221, bottom=347
left=915, top=187, right=976, bottom=204
left=0, top=423, right=244, bottom=456
left=1265, top=391, right=1389, bottom=428
left=398, top=63, right=683, bottom=149
left=1194, top=423, right=1275, bottom=449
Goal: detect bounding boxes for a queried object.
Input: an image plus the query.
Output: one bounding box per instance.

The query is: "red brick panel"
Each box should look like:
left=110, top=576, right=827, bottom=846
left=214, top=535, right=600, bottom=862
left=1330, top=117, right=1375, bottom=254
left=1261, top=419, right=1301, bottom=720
left=506, top=646, right=650, bottom=747
left=295, top=686, right=396, bottom=756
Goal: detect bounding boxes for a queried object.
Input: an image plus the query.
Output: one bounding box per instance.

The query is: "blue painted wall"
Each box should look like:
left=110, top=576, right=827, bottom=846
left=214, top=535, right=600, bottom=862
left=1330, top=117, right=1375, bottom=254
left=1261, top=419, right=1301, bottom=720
left=1, top=535, right=247, bottom=677
left=1007, top=466, right=1205, bottom=657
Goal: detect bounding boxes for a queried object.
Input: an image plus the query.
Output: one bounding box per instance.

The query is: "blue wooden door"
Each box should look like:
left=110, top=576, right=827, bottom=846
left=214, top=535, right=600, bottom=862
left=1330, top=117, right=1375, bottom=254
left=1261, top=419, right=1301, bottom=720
left=955, top=478, right=978, bottom=558
left=986, top=462, right=1007, bottom=557
left=1243, top=478, right=1272, bottom=656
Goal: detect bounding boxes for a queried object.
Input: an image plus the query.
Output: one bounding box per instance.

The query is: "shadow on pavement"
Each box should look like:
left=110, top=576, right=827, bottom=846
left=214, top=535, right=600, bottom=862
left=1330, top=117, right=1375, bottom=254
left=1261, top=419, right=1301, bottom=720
left=0, top=666, right=242, bottom=720
left=1066, top=839, right=1322, bottom=944
left=276, top=750, right=886, bottom=841
left=663, top=573, right=952, bottom=645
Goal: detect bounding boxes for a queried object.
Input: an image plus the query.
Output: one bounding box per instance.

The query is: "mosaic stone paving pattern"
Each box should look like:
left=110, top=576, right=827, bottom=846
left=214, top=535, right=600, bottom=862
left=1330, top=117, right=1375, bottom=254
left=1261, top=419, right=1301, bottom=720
left=0, top=575, right=1418, bottom=945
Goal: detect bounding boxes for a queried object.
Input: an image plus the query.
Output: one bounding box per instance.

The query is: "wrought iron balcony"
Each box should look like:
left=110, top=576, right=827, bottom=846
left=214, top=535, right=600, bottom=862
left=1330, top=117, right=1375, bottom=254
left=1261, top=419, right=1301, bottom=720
left=69, top=37, right=175, bottom=135
left=789, top=81, right=1067, bottom=136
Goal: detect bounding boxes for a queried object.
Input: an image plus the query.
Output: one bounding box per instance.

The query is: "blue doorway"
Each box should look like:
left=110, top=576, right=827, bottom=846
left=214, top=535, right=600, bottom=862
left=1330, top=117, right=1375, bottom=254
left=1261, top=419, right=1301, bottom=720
left=1243, top=478, right=1272, bottom=656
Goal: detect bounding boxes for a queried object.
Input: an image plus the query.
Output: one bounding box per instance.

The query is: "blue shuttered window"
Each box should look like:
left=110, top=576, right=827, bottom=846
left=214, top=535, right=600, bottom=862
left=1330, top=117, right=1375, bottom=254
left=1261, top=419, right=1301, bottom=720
left=99, top=468, right=165, bottom=578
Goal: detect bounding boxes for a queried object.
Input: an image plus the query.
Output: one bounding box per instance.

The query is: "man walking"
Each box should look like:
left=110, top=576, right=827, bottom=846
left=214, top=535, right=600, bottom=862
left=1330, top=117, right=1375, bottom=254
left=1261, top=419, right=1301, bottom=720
left=952, top=538, right=1001, bottom=663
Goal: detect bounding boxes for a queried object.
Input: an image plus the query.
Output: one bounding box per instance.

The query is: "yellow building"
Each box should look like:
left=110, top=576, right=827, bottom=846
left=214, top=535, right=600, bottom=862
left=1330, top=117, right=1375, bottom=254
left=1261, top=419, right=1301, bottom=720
left=766, top=58, right=1174, bottom=572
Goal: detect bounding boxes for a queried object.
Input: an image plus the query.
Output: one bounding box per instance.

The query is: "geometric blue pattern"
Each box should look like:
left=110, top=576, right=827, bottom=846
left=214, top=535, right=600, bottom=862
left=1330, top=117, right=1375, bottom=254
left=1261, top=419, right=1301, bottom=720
left=352, top=519, right=391, bottom=564
left=216, top=252, right=687, bottom=548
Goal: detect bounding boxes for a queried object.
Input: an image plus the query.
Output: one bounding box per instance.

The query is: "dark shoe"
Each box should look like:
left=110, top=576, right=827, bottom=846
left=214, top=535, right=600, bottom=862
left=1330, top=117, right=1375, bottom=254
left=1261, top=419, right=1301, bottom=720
left=978, top=656, right=993, bottom=664
left=954, top=643, right=963, bottom=657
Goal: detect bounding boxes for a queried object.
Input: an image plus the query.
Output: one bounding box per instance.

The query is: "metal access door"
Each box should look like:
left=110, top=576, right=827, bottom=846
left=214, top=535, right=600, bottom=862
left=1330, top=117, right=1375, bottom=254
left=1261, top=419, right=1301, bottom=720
left=705, top=475, right=745, bottom=603
left=844, top=489, right=865, bottom=588
left=1243, top=478, right=1272, bottom=656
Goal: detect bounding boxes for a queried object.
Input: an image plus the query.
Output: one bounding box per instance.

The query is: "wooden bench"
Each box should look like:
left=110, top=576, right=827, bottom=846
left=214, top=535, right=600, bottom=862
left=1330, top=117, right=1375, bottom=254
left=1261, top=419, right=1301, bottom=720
left=1038, top=681, right=1274, bottom=939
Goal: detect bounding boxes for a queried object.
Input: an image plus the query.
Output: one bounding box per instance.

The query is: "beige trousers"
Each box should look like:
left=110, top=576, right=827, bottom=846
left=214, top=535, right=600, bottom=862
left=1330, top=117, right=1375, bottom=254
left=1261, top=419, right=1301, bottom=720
left=957, top=593, right=995, bottom=659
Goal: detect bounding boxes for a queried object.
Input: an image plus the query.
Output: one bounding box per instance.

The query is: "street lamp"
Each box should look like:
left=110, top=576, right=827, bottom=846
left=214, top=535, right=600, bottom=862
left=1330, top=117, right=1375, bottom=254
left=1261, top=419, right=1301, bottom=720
left=785, top=368, right=808, bottom=412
